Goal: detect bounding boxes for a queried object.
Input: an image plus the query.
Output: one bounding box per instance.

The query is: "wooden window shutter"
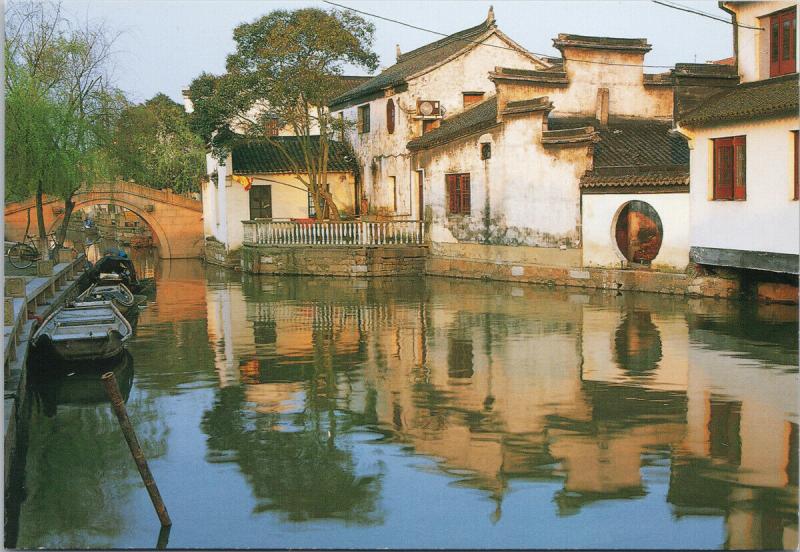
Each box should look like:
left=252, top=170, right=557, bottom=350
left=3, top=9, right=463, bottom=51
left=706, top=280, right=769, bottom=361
left=771, top=15, right=781, bottom=76
left=460, top=174, right=471, bottom=214
left=386, top=99, right=395, bottom=134
left=714, top=138, right=734, bottom=200
left=447, top=174, right=458, bottom=213
left=733, top=136, right=746, bottom=200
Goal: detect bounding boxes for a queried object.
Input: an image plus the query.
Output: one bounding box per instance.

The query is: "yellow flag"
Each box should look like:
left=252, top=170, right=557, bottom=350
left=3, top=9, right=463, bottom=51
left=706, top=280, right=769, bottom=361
left=232, top=175, right=253, bottom=191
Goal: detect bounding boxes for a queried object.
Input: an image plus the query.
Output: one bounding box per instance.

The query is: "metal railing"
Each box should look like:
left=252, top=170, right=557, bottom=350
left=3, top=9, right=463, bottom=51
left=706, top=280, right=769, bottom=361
left=242, top=219, right=425, bottom=246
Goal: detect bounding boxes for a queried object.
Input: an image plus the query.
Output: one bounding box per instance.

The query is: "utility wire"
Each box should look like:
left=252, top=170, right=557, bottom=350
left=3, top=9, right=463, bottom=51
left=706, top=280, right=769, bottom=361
left=651, top=0, right=763, bottom=31
left=322, top=0, right=677, bottom=69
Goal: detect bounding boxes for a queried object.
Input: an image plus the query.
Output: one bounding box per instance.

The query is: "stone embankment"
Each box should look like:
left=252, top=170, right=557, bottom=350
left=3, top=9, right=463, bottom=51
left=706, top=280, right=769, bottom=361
left=4, top=251, right=88, bottom=492
left=241, top=244, right=428, bottom=276
left=231, top=242, right=797, bottom=303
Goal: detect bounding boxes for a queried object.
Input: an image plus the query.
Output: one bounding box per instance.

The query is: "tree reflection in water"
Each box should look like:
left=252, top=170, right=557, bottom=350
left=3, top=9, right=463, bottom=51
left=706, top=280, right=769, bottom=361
left=200, top=384, right=384, bottom=523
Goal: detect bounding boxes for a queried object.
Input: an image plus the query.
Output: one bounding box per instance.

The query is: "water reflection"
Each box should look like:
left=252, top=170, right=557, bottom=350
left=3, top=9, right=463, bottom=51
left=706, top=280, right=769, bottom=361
left=13, top=267, right=798, bottom=549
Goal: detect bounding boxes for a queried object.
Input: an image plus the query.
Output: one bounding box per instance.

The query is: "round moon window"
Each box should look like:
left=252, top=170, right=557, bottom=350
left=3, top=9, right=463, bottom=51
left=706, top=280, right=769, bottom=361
left=614, top=200, right=663, bottom=264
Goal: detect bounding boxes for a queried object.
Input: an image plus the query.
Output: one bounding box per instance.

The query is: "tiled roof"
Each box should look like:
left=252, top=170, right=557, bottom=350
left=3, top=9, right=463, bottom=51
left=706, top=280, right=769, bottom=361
left=232, top=137, right=355, bottom=175
left=679, top=73, right=799, bottom=126
left=580, top=166, right=689, bottom=190
left=542, top=126, right=597, bottom=146
left=553, top=34, right=651, bottom=53
left=329, top=19, right=495, bottom=110
left=547, top=117, right=688, bottom=167
left=502, top=97, right=554, bottom=115
left=491, top=66, right=569, bottom=86
left=643, top=72, right=673, bottom=86
left=407, top=97, right=499, bottom=151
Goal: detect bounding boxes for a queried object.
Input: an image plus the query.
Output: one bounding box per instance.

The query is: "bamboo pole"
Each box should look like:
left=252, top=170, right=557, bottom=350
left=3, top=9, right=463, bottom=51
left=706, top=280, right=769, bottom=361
left=102, top=371, right=172, bottom=527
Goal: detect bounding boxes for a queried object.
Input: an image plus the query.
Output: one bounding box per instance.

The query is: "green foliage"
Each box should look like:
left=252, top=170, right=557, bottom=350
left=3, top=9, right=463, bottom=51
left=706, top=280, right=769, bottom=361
left=5, top=1, right=124, bottom=241
left=112, top=93, right=206, bottom=194
left=188, top=8, right=378, bottom=219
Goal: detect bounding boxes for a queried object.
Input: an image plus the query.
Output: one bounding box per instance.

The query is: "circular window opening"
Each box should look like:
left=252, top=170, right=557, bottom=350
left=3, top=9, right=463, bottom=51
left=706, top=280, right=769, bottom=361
left=614, top=200, right=663, bottom=264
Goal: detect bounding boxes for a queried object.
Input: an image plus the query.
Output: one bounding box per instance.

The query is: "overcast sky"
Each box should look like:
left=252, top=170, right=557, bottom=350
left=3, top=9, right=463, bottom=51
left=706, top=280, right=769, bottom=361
left=59, top=0, right=737, bottom=104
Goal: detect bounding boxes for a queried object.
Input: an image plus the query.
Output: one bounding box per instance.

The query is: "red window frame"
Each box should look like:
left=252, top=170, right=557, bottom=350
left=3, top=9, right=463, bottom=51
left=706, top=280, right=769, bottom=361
left=386, top=99, right=395, bottom=134
left=713, top=136, right=746, bottom=200
left=463, top=92, right=484, bottom=107
left=265, top=118, right=279, bottom=136
left=770, top=7, right=796, bottom=77
left=446, top=173, right=471, bottom=215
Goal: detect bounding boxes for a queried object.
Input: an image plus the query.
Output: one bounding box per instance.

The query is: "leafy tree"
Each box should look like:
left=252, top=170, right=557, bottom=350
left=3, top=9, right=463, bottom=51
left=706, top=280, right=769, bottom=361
left=111, top=93, right=206, bottom=195
left=5, top=1, right=123, bottom=250
left=188, top=8, right=378, bottom=220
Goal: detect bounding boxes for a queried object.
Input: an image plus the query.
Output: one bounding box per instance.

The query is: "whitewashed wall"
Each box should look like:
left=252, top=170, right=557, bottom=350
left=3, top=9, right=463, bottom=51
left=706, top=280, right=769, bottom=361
left=416, top=111, right=589, bottom=249
left=334, top=32, right=543, bottom=218
left=688, top=116, right=798, bottom=256
left=581, top=192, right=690, bottom=270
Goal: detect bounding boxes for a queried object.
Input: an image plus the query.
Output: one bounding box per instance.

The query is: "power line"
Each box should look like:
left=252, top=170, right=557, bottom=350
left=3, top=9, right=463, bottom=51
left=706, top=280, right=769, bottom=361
left=651, top=0, right=763, bottom=31
left=322, top=0, right=677, bottom=70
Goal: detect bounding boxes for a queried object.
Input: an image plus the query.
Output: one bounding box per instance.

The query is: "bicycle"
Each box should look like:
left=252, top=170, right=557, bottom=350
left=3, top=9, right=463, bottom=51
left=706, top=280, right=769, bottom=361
left=7, top=232, right=58, bottom=269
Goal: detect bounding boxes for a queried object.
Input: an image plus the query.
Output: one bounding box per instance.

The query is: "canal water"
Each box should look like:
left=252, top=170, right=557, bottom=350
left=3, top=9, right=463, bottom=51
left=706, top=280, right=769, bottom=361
left=9, top=259, right=798, bottom=549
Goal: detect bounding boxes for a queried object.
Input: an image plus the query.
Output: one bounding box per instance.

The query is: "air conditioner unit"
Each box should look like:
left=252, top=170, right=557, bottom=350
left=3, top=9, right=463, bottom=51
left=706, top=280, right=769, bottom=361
left=416, top=100, right=441, bottom=117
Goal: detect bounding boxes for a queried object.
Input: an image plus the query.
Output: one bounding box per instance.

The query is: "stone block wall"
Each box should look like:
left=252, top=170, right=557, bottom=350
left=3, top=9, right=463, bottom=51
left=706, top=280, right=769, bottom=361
left=241, top=245, right=427, bottom=277
left=204, top=239, right=241, bottom=269
left=426, top=254, right=744, bottom=299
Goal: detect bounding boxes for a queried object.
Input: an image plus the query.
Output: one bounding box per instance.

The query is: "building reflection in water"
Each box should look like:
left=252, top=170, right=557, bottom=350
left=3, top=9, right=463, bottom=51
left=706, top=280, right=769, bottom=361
left=203, top=275, right=798, bottom=549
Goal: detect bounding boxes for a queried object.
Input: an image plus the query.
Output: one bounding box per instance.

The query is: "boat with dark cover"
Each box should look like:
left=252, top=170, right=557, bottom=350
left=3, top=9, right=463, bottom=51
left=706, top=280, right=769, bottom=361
left=76, top=277, right=136, bottom=314
left=90, top=249, right=153, bottom=293
left=32, top=301, right=132, bottom=362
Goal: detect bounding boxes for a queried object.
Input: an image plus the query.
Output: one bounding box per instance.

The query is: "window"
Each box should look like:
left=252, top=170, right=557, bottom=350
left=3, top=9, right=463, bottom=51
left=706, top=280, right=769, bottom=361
left=422, top=119, right=440, bottom=134
left=793, top=130, right=799, bottom=200
left=357, top=104, right=370, bottom=134
left=770, top=7, right=796, bottom=77
left=249, top=186, right=272, bottom=219
left=446, top=173, right=471, bottom=215
left=463, top=92, right=484, bottom=107
left=480, top=143, right=491, bottom=160
left=386, top=99, right=395, bottom=134
left=713, top=136, right=746, bottom=200
left=265, top=117, right=280, bottom=136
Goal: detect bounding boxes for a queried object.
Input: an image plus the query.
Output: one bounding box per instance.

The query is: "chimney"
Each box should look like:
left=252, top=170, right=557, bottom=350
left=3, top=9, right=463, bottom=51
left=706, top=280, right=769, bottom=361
left=396, top=43, right=402, bottom=61
left=595, top=87, right=609, bottom=126
left=487, top=5, right=495, bottom=25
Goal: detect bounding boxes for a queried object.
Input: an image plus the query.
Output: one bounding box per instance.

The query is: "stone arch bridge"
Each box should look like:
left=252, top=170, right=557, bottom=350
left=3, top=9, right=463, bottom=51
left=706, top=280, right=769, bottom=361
left=4, top=182, right=203, bottom=259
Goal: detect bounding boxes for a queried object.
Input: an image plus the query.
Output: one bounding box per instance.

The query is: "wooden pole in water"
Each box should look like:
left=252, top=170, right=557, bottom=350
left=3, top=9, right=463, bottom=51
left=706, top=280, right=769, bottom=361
left=102, top=371, right=172, bottom=527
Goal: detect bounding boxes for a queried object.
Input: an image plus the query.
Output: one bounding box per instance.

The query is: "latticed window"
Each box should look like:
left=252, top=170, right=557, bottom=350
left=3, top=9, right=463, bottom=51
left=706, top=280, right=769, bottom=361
left=386, top=99, right=395, bottom=134
left=265, top=118, right=280, bottom=136
left=713, top=136, right=746, bottom=200
left=358, top=104, right=370, bottom=134
left=770, top=7, right=796, bottom=77
left=446, top=173, right=471, bottom=215
left=249, top=186, right=272, bottom=219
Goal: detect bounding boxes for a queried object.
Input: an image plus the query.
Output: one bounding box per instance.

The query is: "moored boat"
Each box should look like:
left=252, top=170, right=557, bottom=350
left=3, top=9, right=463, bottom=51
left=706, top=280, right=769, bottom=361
left=31, top=301, right=132, bottom=362
left=76, top=278, right=136, bottom=314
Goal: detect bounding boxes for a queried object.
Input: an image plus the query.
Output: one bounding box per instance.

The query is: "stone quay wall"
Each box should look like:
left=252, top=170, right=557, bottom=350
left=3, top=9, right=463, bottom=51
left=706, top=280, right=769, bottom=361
left=425, top=254, right=746, bottom=300
left=241, top=244, right=428, bottom=277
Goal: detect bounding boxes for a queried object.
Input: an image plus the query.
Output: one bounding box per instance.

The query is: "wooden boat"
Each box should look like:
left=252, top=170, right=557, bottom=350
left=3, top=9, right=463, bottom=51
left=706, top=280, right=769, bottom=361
left=91, top=250, right=145, bottom=293
left=32, top=301, right=132, bottom=362
left=76, top=279, right=135, bottom=314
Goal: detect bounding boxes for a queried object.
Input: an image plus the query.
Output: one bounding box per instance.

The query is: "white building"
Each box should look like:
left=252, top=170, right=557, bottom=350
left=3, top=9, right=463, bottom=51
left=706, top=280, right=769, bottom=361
left=677, top=1, right=798, bottom=285
left=407, top=33, right=692, bottom=273
left=328, top=7, right=548, bottom=221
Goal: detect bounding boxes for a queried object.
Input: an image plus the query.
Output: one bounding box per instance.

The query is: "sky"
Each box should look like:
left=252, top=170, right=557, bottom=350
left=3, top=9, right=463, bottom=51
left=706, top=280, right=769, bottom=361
left=58, top=0, right=737, bottom=104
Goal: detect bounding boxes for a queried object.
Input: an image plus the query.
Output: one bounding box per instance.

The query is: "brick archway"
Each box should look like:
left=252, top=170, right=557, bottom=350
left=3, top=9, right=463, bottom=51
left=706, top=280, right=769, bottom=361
left=4, top=182, right=203, bottom=258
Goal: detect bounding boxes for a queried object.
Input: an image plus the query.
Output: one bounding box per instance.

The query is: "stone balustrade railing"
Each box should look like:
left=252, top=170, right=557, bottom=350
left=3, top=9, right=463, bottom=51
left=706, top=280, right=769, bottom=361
left=242, top=219, right=425, bottom=247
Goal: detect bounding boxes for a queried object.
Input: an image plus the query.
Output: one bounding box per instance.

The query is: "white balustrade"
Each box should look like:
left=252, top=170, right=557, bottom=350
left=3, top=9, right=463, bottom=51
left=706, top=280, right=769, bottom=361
left=242, top=219, right=424, bottom=247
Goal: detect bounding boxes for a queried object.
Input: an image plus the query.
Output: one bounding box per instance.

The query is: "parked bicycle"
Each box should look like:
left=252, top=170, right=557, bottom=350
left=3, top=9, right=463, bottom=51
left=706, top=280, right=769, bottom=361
left=7, top=232, right=58, bottom=269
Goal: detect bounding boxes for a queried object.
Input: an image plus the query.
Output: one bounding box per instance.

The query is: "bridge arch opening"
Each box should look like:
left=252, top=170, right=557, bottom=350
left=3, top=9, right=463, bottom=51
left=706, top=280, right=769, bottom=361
left=50, top=198, right=173, bottom=259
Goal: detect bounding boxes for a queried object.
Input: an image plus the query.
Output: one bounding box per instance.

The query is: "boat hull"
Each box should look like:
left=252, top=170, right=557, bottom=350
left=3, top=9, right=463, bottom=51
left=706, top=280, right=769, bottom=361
left=34, top=330, right=126, bottom=362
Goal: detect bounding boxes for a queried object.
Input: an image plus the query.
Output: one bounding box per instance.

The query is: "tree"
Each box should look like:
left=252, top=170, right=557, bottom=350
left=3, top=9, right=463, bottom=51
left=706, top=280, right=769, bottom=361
left=111, top=93, right=206, bottom=195
left=5, top=1, right=123, bottom=249
left=188, top=8, right=378, bottom=220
